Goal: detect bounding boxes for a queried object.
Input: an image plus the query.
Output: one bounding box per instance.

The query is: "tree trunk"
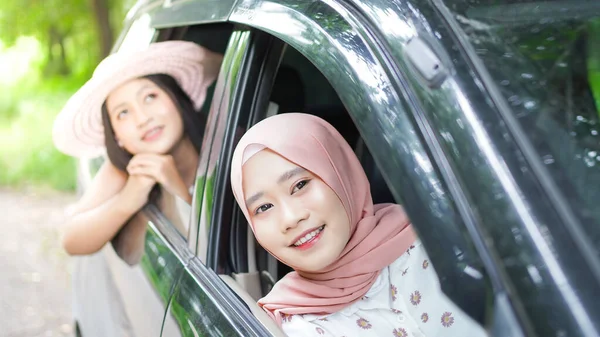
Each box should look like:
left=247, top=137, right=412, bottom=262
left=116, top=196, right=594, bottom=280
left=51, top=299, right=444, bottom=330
left=90, top=0, right=114, bottom=60
left=57, top=35, right=70, bottom=76
left=44, top=26, right=70, bottom=77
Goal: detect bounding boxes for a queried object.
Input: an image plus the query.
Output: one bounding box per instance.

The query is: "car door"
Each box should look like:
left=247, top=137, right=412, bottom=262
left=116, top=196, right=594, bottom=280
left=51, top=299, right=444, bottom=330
left=73, top=3, right=238, bottom=337
left=126, top=1, right=598, bottom=336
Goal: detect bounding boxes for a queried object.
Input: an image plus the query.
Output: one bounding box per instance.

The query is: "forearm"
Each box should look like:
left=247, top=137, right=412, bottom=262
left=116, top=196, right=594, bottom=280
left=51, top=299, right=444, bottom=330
left=164, top=176, right=192, bottom=204
left=172, top=184, right=192, bottom=204
left=61, top=193, right=141, bottom=255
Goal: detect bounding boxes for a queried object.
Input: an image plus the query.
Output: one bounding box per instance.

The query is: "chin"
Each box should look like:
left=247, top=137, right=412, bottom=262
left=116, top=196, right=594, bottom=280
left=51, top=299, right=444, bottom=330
left=296, top=260, right=332, bottom=273
left=148, top=139, right=178, bottom=154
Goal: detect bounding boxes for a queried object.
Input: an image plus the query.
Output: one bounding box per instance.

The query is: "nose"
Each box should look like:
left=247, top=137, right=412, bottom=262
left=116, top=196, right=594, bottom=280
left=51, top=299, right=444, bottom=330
left=133, top=106, right=152, bottom=128
left=279, top=199, right=309, bottom=233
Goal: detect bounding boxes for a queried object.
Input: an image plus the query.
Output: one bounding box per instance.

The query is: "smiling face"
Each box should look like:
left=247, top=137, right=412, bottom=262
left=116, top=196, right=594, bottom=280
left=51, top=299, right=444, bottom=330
left=105, top=77, right=184, bottom=155
left=242, top=149, right=351, bottom=272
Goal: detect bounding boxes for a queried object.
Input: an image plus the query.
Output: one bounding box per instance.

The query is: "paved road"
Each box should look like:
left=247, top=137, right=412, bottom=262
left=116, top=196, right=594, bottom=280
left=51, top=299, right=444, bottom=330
left=0, top=188, right=76, bottom=337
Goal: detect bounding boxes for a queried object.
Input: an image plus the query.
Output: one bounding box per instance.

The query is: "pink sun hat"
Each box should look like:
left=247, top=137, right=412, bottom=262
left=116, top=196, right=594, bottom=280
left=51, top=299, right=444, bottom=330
left=52, top=40, right=223, bottom=158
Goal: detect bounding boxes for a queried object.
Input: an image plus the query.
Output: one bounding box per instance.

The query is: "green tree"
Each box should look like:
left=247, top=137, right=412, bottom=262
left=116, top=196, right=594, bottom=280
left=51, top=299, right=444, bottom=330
left=0, top=0, right=129, bottom=77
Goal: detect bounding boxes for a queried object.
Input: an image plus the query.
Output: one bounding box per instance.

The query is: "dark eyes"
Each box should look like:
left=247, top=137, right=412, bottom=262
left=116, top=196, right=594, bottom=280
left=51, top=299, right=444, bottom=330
left=116, top=109, right=128, bottom=120
left=144, top=93, right=157, bottom=103
left=113, top=93, right=157, bottom=120
left=253, top=179, right=311, bottom=215
left=255, top=204, right=273, bottom=215
left=292, top=179, right=310, bottom=193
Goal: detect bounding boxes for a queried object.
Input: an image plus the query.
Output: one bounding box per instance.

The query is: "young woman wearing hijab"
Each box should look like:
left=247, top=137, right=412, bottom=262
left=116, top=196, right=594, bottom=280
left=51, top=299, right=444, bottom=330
left=52, top=41, right=223, bottom=255
left=230, top=113, right=488, bottom=337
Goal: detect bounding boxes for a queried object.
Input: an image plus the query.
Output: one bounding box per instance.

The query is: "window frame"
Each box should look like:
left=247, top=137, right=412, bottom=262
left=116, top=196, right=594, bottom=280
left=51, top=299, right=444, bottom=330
left=218, top=0, right=493, bottom=327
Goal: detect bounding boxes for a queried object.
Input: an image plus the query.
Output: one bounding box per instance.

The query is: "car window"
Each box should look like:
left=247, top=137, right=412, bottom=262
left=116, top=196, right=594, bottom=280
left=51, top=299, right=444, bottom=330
left=221, top=0, right=494, bottom=325
left=220, top=32, right=488, bottom=328
left=250, top=46, right=363, bottom=293
left=116, top=13, right=156, bottom=53
left=147, top=23, right=234, bottom=240
left=445, top=0, right=600, bottom=258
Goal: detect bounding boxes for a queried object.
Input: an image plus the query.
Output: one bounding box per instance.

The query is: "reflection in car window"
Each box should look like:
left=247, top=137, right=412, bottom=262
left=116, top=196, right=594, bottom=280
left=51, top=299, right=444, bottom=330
left=157, top=186, right=191, bottom=238
left=446, top=0, right=600, bottom=257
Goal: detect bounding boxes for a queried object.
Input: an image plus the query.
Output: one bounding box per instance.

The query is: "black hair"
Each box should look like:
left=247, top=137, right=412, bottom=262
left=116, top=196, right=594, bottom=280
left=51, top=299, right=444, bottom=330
left=101, top=74, right=207, bottom=202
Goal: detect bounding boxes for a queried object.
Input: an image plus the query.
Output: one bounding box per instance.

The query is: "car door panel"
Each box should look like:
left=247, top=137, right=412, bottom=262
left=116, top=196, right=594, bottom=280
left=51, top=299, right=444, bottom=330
left=162, top=258, right=272, bottom=337
left=73, top=209, right=185, bottom=337
left=104, top=209, right=187, bottom=337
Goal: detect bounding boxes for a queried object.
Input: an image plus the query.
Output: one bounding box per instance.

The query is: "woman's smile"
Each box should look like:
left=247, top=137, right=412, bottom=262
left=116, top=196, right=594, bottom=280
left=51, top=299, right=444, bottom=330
left=291, top=225, right=325, bottom=250
left=142, top=125, right=165, bottom=142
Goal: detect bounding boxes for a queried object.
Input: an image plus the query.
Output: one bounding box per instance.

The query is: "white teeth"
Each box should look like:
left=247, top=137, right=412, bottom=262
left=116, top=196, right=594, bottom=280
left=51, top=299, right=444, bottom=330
left=293, top=226, right=324, bottom=246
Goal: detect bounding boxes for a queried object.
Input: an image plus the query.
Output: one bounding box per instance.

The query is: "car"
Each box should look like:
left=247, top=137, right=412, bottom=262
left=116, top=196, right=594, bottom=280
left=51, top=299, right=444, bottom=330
left=73, top=0, right=600, bottom=336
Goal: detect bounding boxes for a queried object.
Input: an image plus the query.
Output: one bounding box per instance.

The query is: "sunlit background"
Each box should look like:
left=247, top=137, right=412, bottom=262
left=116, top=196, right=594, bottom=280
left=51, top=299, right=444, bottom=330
left=0, top=1, right=134, bottom=336
left=0, top=0, right=135, bottom=191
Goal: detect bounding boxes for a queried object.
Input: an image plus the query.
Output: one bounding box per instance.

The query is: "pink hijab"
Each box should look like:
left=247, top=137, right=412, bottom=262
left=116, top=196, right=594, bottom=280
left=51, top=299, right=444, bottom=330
left=230, top=113, right=416, bottom=325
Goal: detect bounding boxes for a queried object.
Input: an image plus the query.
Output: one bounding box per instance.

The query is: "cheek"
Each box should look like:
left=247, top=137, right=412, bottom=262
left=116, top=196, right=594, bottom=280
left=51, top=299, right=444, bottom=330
left=253, top=220, right=280, bottom=250
left=315, top=186, right=351, bottom=237
left=158, top=101, right=182, bottom=122
left=113, top=123, right=136, bottom=144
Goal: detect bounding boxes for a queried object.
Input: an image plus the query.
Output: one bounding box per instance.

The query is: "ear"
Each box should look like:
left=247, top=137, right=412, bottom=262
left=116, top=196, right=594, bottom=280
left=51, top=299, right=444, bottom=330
left=117, top=138, right=123, bottom=148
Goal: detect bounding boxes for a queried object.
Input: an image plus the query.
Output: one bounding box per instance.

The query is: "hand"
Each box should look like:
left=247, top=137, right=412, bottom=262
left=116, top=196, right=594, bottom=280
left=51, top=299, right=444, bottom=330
left=127, top=154, right=190, bottom=202
left=120, top=173, right=157, bottom=211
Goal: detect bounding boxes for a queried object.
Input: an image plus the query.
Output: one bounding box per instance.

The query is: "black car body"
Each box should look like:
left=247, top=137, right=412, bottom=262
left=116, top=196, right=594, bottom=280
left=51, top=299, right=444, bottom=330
left=74, top=0, right=600, bottom=336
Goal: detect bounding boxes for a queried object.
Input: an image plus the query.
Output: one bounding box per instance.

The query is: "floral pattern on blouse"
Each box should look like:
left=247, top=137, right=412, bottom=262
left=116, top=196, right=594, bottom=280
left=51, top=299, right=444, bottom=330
left=282, top=313, right=293, bottom=323
left=441, top=312, right=455, bottom=327
left=279, top=241, right=488, bottom=337
left=409, top=291, right=421, bottom=306
left=393, top=328, right=408, bottom=337
left=356, top=318, right=372, bottom=329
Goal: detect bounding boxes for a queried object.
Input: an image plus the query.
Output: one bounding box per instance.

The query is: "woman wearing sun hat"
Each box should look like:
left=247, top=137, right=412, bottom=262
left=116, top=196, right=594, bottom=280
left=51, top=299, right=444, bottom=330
left=53, top=40, right=223, bottom=255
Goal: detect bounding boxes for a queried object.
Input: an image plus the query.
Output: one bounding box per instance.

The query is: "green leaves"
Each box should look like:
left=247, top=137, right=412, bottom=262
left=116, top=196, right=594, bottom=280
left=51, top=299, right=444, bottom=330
left=0, top=0, right=129, bottom=77
left=587, top=19, right=600, bottom=117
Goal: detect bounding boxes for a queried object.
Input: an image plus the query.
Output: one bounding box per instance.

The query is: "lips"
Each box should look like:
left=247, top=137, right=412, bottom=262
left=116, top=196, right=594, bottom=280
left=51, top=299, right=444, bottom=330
left=290, top=225, right=325, bottom=250
left=141, top=126, right=164, bottom=141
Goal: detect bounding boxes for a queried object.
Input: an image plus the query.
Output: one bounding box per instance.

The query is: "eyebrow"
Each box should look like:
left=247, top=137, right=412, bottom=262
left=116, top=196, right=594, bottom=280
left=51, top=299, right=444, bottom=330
left=245, top=192, right=264, bottom=207
left=245, top=167, right=307, bottom=206
left=277, top=167, right=306, bottom=184
left=108, top=84, right=153, bottom=115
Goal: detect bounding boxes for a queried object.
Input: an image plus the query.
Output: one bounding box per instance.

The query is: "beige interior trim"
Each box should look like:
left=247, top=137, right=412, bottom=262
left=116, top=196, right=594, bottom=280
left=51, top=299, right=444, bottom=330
left=232, top=271, right=262, bottom=301
left=219, top=275, right=286, bottom=337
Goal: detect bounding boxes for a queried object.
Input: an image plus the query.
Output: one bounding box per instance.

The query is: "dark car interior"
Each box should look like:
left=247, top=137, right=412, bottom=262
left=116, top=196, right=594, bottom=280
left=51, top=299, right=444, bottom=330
left=178, top=23, right=235, bottom=116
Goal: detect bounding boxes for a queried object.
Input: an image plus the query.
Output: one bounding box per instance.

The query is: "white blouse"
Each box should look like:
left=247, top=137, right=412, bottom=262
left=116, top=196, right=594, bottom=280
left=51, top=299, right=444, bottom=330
left=280, top=240, right=488, bottom=337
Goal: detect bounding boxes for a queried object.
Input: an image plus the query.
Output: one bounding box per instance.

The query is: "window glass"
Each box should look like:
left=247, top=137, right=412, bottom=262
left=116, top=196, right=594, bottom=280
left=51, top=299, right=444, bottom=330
left=117, top=14, right=156, bottom=53
left=446, top=0, right=600, bottom=257
left=146, top=23, right=234, bottom=239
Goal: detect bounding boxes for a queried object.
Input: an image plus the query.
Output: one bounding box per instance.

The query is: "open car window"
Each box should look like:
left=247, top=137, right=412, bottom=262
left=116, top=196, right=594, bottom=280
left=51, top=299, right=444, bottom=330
left=145, top=23, right=234, bottom=240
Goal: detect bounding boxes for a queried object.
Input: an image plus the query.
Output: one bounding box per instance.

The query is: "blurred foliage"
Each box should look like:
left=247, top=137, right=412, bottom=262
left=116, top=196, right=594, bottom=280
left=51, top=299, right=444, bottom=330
left=0, top=0, right=134, bottom=76
left=0, top=0, right=135, bottom=191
